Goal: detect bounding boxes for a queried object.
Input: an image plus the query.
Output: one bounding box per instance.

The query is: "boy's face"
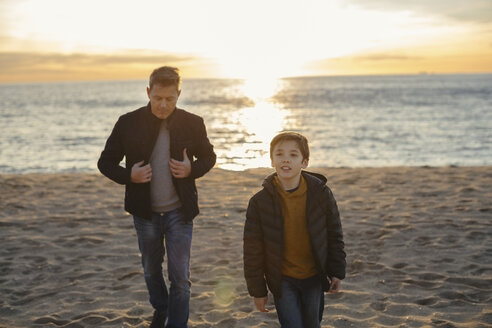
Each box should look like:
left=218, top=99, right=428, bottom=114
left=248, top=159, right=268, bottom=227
left=271, top=140, right=308, bottom=182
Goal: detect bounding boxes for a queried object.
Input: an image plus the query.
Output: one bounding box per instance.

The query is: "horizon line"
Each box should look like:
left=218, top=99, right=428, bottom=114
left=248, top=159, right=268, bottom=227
left=1, top=71, right=491, bottom=85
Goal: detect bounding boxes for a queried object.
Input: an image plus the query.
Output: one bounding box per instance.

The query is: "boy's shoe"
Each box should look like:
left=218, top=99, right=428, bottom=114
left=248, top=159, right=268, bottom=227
left=150, top=310, right=166, bottom=328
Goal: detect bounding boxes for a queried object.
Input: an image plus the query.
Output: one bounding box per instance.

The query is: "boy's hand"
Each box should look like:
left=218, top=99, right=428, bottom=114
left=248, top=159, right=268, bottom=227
left=329, top=277, right=341, bottom=293
left=254, top=296, right=269, bottom=312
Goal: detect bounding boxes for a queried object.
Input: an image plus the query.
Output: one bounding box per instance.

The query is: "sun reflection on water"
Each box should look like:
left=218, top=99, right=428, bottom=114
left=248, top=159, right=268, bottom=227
left=218, top=78, right=290, bottom=170
left=240, top=77, right=283, bottom=102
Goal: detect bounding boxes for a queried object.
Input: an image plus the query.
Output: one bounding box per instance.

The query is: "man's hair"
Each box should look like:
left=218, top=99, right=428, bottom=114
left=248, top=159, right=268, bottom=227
left=270, top=131, right=310, bottom=160
left=149, top=66, right=181, bottom=91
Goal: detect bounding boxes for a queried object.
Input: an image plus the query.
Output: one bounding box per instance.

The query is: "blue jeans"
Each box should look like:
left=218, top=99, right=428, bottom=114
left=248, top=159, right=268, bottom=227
left=133, top=208, right=193, bottom=328
left=273, top=275, right=324, bottom=328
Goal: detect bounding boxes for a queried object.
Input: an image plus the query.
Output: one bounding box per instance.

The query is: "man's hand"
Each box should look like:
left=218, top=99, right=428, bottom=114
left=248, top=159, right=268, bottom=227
left=169, top=148, right=191, bottom=178
left=328, top=277, right=342, bottom=293
left=131, top=161, right=152, bottom=183
left=254, top=296, right=269, bottom=312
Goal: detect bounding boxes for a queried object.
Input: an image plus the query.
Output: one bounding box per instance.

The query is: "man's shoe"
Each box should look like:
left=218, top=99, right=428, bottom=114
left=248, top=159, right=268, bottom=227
left=150, top=310, right=166, bottom=328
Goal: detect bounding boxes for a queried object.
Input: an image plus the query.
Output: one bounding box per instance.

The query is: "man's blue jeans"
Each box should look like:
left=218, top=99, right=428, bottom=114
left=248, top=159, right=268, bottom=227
left=273, top=275, right=324, bottom=328
left=133, top=208, right=193, bottom=328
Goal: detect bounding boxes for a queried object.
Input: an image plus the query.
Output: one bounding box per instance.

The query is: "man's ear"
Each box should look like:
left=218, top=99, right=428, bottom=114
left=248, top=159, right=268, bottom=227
left=146, top=87, right=151, bottom=99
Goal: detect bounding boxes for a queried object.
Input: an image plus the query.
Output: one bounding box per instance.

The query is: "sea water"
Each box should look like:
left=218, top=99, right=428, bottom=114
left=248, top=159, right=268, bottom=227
left=0, top=74, right=490, bottom=173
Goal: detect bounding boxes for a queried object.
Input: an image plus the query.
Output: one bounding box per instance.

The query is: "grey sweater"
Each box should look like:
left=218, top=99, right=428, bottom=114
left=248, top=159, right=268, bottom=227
left=149, top=121, right=182, bottom=213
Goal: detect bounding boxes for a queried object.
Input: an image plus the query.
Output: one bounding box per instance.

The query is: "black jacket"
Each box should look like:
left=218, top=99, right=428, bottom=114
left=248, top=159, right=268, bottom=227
left=243, top=171, right=346, bottom=297
left=98, top=104, right=216, bottom=222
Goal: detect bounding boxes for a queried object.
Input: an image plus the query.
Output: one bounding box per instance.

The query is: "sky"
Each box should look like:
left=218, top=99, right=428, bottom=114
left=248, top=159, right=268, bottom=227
left=0, top=0, right=491, bottom=82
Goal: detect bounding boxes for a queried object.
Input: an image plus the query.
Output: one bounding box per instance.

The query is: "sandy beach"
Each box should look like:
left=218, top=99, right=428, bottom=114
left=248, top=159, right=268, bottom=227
left=1, top=166, right=491, bottom=327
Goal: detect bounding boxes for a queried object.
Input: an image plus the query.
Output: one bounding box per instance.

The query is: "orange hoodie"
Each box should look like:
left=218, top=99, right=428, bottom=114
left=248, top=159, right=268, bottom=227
left=274, top=175, right=318, bottom=279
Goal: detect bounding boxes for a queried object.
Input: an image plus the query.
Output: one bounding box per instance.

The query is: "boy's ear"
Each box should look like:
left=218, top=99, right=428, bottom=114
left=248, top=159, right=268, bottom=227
left=302, top=158, right=309, bottom=169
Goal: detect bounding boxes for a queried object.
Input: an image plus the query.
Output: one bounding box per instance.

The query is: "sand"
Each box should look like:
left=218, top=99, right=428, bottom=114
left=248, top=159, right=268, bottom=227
left=0, top=166, right=491, bottom=327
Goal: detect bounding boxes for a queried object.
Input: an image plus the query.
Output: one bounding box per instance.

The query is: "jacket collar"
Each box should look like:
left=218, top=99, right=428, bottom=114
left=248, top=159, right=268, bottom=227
left=144, top=102, right=162, bottom=124
left=166, top=107, right=183, bottom=130
left=144, top=102, right=183, bottom=127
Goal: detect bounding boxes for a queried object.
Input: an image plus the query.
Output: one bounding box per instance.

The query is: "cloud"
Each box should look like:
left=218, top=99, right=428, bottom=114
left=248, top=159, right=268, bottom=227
left=0, top=51, right=218, bottom=82
left=0, top=51, right=193, bottom=66
left=345, top=0, right=492, bottom=23
left=0, top=1, right=11, bottom=32
left=304, top=49, right=492, bottom=76
left=338, top=54, right=423, bottom=62
left=305, top=52, right=425, bottom=73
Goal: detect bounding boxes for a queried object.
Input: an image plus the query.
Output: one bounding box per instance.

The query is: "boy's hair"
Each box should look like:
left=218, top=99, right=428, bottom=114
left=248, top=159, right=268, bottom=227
left=270, top=131, right=310, bottom=160
left=149, top=66, right=181, bottom=91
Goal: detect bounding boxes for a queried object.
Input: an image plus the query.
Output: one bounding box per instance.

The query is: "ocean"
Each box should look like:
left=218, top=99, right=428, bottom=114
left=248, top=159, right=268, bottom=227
left=0, top=74, right=491, bottom=173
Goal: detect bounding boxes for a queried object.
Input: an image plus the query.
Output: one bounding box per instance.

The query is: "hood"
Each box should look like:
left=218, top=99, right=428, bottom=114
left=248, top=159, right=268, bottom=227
left=302, top=170, right=327, bottom=185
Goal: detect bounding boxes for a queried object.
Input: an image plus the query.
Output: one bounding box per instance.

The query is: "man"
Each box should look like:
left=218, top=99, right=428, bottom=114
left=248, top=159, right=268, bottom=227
left=98, top=66, right=216, bottom=328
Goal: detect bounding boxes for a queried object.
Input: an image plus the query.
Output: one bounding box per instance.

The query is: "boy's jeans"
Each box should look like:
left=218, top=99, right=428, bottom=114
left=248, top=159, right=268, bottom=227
left=273, top=275, right=324, bottom=328
left=133, top=208, right=193, bottom=328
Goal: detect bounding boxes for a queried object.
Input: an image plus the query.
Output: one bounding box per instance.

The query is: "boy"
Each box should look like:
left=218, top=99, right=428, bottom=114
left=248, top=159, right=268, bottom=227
left=243, top=132, right=346, bottom=328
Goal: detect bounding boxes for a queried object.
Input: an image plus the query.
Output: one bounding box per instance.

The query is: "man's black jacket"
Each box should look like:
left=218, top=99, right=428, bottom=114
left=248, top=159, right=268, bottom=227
left=98, top=104, right=216, bottom=222
left=243, top=171, right=346, bottom=297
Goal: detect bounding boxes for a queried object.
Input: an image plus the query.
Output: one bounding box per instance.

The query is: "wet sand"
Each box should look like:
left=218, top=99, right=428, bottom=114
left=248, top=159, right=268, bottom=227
left=0, top=166, right=491, bottom=327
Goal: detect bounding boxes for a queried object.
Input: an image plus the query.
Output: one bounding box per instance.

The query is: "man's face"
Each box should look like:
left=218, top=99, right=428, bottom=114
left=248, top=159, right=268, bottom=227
left=271, top=140, right=308, bottom=181
left=147, top=84, right=181, bottom=119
